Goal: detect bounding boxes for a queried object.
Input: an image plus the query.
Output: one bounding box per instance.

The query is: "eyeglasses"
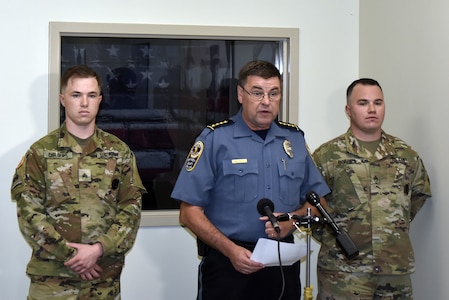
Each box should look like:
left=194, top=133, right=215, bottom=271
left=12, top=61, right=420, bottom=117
left=240, top=86, right=281, bottom=102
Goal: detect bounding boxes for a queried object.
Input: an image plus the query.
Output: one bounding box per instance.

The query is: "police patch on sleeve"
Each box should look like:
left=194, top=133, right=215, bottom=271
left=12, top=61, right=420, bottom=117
left=185, top=141, right=204, bottom=171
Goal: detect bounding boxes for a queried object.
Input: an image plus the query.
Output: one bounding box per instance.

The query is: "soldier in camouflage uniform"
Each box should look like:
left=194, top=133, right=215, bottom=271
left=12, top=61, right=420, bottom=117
left=312, top=78, right=431, bottom=299
left=11, top=65, right=146, bottom=300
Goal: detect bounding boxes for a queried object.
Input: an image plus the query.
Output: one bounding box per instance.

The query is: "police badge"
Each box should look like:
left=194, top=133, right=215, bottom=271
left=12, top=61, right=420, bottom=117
left=283, top=139, right=294, bottom=158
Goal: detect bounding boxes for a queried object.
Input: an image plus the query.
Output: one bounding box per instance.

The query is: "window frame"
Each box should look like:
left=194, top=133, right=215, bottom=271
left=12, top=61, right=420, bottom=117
left=48, top=22, right=299, bottom=226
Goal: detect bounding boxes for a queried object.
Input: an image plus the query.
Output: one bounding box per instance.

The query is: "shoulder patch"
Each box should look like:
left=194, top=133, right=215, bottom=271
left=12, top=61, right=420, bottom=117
left=277, top=120, right=304, bottom=135
left=207, top=119, right=233, bottom=130
left=185, top=141, right=204, bottom=171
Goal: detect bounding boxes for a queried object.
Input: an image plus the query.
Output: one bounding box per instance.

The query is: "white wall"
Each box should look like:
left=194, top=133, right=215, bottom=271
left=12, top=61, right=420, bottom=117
left=360, top=1, right=449, bottom=298
left=0, top=1, right=359, bottom=299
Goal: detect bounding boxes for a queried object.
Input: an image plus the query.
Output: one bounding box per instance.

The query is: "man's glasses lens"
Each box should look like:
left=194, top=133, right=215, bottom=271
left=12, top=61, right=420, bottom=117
left=242, top=86, right=281, bottom=102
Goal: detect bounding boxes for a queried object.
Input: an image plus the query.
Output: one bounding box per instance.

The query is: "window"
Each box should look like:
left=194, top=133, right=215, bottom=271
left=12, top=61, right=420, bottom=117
left=49, top=22, right=299, bottom=226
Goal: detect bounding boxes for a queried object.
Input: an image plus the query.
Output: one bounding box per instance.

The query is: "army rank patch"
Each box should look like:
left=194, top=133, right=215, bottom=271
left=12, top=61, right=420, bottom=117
left=185, top=141, right=204, bottom=171
left=79, top=169, right=92, bottom=182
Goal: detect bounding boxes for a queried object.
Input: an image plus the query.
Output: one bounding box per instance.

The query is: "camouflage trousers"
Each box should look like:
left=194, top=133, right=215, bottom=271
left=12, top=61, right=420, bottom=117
left=317, top=267, right=413, bottom=300
left=27, top=275, right=121, bottom=300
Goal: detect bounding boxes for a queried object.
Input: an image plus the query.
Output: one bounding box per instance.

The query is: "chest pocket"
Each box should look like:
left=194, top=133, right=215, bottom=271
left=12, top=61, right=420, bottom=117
left=278, top=161, right=304, bottom=205
left=328, top=158, right=370, bottom=214
left=371, top=158, right=410, bottom=215
left=223, top=159, right=258, bottom=202
left=96, top=158, right=120, bottom=204
left=46, top=159, right=77, bottom=206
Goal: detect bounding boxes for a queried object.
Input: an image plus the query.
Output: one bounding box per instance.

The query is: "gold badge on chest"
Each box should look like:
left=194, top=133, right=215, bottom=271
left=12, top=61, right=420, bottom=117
left=283, top=139, right=294, bottom=159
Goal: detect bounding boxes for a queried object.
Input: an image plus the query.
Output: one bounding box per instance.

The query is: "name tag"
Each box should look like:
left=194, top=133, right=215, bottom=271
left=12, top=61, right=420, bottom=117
left=232, top=158, right=248, bottom=164
left=44, top=150, right=72, bottom=159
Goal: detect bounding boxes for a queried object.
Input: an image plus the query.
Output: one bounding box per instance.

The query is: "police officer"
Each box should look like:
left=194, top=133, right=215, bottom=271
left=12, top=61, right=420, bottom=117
left=312, top=78, right=432, bottom=299
left=171, top=60, right=330, bottom=300
left=11, top=65, right=146, bottom=299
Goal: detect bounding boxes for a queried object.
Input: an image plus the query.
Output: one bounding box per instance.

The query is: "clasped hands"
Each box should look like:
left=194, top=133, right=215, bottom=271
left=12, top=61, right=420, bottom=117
left=64, top=242, right=104, bottom=281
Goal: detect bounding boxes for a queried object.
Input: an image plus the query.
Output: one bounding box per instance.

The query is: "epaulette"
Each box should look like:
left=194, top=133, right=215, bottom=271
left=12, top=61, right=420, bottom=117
left=277, top=120, right=304, bottom=135
left=206, top=119, right=234, bottom=130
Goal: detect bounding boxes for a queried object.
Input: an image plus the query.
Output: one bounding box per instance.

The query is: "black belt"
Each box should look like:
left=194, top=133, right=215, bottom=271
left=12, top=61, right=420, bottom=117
left=197, top=235, right=294, bottom=257
left=231, top=239, right=257, bottom=251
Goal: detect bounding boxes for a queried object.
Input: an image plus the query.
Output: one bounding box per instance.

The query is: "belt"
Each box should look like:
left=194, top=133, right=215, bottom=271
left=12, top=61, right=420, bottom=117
left=197, top=235, right=294, bottom=256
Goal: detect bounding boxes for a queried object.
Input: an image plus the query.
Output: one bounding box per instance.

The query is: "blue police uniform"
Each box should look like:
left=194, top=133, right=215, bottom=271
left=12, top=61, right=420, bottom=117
left=172, top=109, right=330, bottom=300
left=172, top=109, right=330, bottom=242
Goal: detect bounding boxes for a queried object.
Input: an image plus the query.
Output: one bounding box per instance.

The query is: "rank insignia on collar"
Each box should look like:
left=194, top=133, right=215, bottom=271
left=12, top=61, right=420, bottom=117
left=283, top=139, right=294, bottom=159
left=185, top=141, right=204, bottom=171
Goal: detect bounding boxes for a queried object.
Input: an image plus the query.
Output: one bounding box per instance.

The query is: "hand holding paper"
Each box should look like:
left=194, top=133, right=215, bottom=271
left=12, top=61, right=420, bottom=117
left=250, top=238, right=307, bottom=267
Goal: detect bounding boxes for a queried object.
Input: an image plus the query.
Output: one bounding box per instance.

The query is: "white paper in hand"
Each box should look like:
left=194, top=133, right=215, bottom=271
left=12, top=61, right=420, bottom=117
left=250, top=238, right=306, bottom=267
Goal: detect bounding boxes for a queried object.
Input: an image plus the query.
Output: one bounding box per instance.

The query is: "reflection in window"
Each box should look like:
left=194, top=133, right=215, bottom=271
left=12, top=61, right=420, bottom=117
left=60, top=37, right=283, bottom=210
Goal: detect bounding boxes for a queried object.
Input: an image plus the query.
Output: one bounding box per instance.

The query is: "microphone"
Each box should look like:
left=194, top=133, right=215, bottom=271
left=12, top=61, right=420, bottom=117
left=306, top=191, right=359, bottom=259
left=257, top=198, right=280, bottom=233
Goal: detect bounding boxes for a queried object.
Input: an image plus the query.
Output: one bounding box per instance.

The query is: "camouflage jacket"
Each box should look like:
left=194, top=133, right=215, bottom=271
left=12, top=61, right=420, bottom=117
left=11, top=124, right=146, bottom=279
left=312, top=129, right=431, bottom=275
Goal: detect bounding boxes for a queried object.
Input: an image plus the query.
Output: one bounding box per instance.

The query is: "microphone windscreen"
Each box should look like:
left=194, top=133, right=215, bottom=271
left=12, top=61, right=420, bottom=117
left=257, top=198, right=274, bottom=216
left=306, top=191, right=320, bottom=206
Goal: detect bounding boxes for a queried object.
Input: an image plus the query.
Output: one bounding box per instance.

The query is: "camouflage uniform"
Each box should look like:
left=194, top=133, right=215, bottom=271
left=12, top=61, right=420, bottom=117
left=312, top=129, right=431, bottom=299
left=11, top=123, right=146, bottom=299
